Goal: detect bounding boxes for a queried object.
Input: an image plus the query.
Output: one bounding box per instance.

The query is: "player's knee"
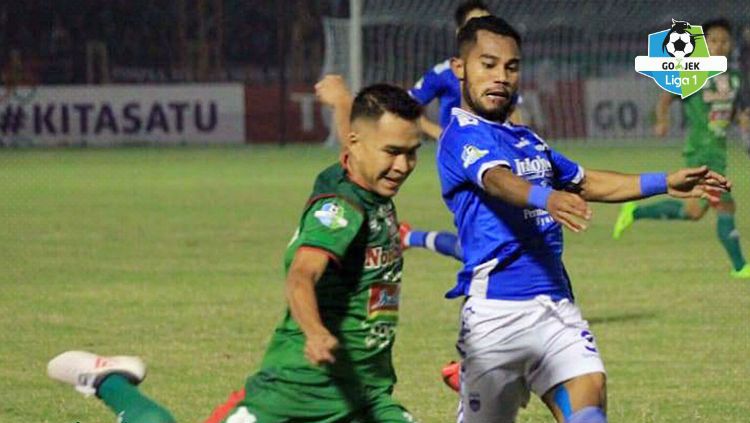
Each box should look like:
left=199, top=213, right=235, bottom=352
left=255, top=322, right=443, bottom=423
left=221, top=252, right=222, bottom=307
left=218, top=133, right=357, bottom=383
left=136, top=407, right=177, bottom=423
left=566, top=406, right=607, bottom=423
left=684, top=207, right=705, bottom=220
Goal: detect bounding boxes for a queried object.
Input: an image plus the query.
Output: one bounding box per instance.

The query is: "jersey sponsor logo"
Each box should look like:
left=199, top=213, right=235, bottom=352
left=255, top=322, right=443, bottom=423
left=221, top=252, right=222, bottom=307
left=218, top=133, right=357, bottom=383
left=461, top=145, right=489, bottom=168
left=702, top=73, right=737, bottom=102
left=313, top=202, right=348, bottom=229
left=364, top=246, right=402, bottom=269
left=367, top=283, right=400, bottom=320
left=513, top=138, right=531, bottom=149
left=514, top=155, right=552, bottom=179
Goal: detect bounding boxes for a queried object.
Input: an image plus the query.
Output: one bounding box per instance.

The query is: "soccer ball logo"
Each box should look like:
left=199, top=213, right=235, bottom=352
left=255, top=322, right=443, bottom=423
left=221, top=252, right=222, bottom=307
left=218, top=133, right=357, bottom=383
left=662, top=19, right=701, bottom=59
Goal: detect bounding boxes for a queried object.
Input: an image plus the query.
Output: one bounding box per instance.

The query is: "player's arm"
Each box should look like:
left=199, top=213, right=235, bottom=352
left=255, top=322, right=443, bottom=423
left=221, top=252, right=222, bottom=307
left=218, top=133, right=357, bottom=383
left=419, top=115, right=443, bottom=140
left=734, top=77, right=750, bottom=152
left=410, top=67, right=444, bottom=140
left=578, top=167, right=731, bottom=203
left=285, top=248, right=339, bottom=365
left=509, top=107, right=524, bottom=125
left=654, top=91, right=677, bottom=137
left=482, top=166, right=592, bottom=232
left=315, top=75, right=353, bottom=148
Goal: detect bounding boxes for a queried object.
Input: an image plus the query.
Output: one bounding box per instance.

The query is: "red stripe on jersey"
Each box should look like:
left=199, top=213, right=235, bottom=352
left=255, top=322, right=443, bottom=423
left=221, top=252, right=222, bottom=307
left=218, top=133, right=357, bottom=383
left=298, top=245, right=341, bottom=266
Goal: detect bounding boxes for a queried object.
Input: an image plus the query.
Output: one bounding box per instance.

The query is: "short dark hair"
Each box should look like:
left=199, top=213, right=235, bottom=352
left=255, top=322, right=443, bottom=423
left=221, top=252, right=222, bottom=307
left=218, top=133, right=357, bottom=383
left=703, top=18, right=731, bottom=35
left=454, top=1, right=490, bottom=28
left=350, top=84, right=422, bottom=123
left=456, top=15, right=522, bottom=57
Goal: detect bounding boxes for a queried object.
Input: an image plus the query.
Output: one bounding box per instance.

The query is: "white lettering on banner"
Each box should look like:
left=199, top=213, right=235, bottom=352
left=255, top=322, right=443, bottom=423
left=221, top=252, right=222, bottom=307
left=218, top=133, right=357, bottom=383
left=0, top=84, right=245, bottom=146
left=584, top=77, right=684, bottom=138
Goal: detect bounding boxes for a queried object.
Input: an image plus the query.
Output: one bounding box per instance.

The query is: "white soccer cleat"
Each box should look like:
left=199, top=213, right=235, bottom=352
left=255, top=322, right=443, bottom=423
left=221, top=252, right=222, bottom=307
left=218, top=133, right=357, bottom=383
left=47, top=350, right=147, bottom=397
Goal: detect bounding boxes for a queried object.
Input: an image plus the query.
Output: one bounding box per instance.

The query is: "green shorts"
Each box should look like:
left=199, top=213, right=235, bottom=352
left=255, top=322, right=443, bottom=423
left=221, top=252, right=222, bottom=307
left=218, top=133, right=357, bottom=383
left=684, top=150, right=733, bottom=203
left=215, top=370, right=416, bottom=423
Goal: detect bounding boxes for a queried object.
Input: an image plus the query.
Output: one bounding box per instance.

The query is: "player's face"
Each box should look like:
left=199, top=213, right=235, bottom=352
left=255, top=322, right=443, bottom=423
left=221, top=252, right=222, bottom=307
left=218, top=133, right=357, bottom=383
left=453, top=30, right=520, bottom=122
left=348, top=113, right=421, bottom=197
left=706, top=26, right=731, bottom=57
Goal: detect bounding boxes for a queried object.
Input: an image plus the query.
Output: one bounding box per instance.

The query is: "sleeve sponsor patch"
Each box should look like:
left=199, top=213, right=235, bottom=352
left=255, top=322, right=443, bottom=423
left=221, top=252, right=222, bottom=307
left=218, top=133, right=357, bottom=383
left=313, top=202, right=349, bottom=229
left=461, top=144, right=489, bottom=168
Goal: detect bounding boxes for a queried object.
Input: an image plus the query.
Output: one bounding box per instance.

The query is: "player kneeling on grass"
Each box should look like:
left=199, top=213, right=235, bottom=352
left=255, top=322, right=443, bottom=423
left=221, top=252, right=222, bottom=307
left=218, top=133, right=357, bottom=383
left=47, top=84, right=423, bottom=423
left=437, top=16, right=731, bottom=423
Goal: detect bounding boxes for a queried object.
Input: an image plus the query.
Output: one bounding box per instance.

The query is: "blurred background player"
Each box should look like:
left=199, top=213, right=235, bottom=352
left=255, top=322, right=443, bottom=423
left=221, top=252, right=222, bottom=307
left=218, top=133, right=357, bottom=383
left=613, top=18, right=750, bottom=279
left=440, top=16, right=731, bottom=423
left=47, top=84, right=423, bottom=423
left=316, top=1, right=528, bottom=262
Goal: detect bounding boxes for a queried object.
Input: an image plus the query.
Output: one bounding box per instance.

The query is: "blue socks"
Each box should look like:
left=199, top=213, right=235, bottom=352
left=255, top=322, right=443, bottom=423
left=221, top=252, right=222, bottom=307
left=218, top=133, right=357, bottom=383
left=566, top=406, right=607, bottom=423
left=405, top=230, right=462, bottom=261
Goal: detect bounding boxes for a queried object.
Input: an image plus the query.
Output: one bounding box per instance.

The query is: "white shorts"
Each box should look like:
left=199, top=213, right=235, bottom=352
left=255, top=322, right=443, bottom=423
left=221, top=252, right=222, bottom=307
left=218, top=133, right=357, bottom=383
left=456, top=295, right=605, bottom=423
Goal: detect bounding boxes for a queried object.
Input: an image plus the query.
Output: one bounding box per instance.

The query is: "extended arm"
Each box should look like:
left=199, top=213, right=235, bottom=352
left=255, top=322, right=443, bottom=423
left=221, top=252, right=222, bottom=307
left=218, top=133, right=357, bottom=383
left=579, top=167, right=731, bottom=203
left=315, top=75, right=353, bottom=148
left=285, top=248, right=339, bottom=365
left=419, top=115, right=443, bottom=140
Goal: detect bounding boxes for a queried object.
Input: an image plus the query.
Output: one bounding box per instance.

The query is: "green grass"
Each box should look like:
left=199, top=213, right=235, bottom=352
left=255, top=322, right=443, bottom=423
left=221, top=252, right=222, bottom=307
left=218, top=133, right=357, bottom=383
left=1, top=144, right=748, bottom=422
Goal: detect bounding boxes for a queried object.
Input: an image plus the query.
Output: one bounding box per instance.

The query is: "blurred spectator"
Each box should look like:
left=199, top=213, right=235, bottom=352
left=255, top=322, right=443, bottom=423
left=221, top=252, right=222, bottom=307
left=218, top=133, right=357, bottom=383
left=290, top=0, right=324, bottom=83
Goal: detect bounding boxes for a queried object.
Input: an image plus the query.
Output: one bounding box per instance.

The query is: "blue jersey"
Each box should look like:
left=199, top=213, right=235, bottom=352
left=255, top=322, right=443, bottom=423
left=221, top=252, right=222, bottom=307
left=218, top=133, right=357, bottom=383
left=409, top=59, right=460, bottom=129
left=437, top=108, right=585, bottom=301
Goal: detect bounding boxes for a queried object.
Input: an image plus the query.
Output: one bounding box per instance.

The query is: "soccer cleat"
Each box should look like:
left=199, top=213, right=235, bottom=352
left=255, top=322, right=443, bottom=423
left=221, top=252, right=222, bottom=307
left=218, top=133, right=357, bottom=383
left=399, top=221, right=412, bottom=251
left=47, top=350, right=146, bottom=397
left=731, top=264, right=750, bottom=279
left=441, top=361, right=460, bottom=393
left=612, top=202, right=637, bottom=240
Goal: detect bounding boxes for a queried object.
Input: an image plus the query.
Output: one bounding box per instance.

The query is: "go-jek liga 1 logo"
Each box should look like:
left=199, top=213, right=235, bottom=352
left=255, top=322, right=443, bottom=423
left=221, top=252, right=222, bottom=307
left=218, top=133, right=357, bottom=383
left=635, top=19, right=727, bottom=98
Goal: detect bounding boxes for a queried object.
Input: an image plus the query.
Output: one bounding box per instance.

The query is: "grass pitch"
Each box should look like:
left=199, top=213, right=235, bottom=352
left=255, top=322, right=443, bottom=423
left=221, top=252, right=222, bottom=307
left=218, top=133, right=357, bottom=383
left=1, top=144, right=748, bottom=422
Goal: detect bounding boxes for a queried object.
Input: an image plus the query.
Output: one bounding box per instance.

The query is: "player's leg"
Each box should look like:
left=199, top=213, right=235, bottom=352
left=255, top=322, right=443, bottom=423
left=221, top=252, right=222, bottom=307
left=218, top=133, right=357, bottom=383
left=715, top=195, right=750, bottom=277
left=219, top=370, right=360, bottom=423
left=460, top=362, right=529, bottom=423
left=529, top=299, right=607, bottom=423
left=457, top=298, right=537, bottom=423
left=358, top=385, right=419, bottom=423
left=400, top=221, right=462, bottom=260
left=48, top=351, right=176, bottom=423
left=612, top=199, right=685, bottom=239
left=541, top=373, right=607, bottom=423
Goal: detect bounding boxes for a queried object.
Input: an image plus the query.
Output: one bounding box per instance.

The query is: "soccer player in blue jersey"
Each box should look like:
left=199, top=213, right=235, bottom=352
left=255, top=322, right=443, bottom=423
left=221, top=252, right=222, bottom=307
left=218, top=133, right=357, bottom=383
left=317, top=2, right=524, bottom=263
left=439, top=16, right=731, bottom=423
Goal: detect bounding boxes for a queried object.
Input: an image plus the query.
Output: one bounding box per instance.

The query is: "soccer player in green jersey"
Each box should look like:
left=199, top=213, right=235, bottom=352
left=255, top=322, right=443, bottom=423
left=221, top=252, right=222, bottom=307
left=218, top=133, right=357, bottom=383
left=613, top=18, right=750, bottom=279
left=47, top=84, right=424, bottom=423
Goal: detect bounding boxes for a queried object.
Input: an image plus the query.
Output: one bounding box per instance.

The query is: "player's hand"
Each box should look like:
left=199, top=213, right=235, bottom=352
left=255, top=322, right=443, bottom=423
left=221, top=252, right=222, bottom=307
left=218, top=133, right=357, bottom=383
left=546, top=190, right=592, bottom=233
left=304, top=331, right=339, bottom=365
left=315, top=74, right=352, bottom=108
left=653, top=121, right=669, bottom=138
left=667, top=166, right=732, bottom=204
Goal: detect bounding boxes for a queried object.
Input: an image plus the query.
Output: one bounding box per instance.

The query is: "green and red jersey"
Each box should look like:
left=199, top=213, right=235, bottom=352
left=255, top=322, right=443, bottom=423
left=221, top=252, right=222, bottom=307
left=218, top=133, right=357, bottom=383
left=259, top=163, right=404, bottom=388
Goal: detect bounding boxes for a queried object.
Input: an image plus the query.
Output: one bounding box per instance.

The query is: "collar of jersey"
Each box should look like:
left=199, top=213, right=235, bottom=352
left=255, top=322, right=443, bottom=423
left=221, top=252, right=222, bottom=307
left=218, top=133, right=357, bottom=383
left=338, top=164, right=390, bottom=206
left=450, top=107, right=512, bottom=129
